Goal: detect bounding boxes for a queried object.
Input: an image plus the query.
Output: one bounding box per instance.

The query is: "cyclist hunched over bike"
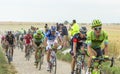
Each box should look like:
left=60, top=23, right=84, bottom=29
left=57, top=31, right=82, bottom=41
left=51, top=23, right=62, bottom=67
left=45, top=26, right=63, bottom=71
left=86, top=19, right=109, bottom=74
left=33, top=29, right=45, bottom=66
left=24, top=32, right=33, bottom=57
left=70, top=26, right=87, bottom=74
left=5, top=31, right=15, bottom=61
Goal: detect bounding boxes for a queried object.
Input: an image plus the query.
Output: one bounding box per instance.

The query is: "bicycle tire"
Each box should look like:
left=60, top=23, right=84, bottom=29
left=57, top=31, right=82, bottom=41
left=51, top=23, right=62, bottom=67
left=26, top=46, right=31, bottom=61
left=8, top=47, right=12, bottom=64
left=49, top=57, right=57, bottom=74
left=20, top=43, right=23, bottom=51
left=53, top=58, right=57, bottom=74
left=39, top=54, right=43, bottom=70
left=76, top=63, right=82, bottom=74
left=100, top=70, right=106, bottom=74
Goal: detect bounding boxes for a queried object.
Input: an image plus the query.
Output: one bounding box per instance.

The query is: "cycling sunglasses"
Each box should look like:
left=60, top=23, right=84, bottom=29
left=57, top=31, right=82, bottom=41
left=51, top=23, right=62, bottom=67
left=94, top=26, right=102, bottom=31
left=37, top=33, right=41, bottom=35
left=80, top=31, right=86, bottom=34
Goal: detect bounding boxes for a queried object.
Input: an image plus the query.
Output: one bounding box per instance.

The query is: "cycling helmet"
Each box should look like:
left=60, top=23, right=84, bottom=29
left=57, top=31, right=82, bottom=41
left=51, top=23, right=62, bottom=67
left=36, top=30, right=42, bottom=34
left=92, top=19, right=102, bottom=28
left=51, top=26, right=56, bottom=32
left=8, top=31, right=12, bottom=33
left=80, top=26, right=87, bottom=34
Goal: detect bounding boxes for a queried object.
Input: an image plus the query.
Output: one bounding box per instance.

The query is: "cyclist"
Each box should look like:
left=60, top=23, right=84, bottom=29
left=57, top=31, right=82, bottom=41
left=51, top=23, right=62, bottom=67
left=19, top=34, right=24, bottom=50
left=86, top=19, right=109, bottom=74
left=70, top=26, right=87, bottom=74
left=5, top=31, right=15, bottom=60
left=33, top=29, right=45, bottom=66
left=1, top=34, right=7, bottom=50
left=24, top=32, right=33, bottom=57
left=15, top=30, right=21, bottom=48
left=1, top=34, right=5, bottom=44
left=45, top=26, right=63, bottom=71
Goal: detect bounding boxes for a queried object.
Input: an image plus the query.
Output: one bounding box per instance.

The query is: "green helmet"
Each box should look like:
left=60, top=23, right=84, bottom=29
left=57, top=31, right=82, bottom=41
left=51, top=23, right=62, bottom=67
left=36, top=30, right=42, bottom=34
left=91, top=19, right=102, bottom=28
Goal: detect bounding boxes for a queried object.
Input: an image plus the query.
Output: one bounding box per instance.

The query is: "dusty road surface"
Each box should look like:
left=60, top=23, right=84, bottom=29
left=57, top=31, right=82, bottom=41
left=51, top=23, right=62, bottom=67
left=12, top=48, right=71, bottom=74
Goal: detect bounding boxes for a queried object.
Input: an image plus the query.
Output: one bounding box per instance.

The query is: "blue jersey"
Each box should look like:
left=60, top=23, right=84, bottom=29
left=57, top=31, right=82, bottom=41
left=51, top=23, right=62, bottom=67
left=45, top=30, right=60, bottom=41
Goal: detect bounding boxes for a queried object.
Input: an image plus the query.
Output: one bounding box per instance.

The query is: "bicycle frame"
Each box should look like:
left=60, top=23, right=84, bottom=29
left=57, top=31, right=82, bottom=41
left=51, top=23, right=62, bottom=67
left=49, top=49, right=57, bottom=74
left=36, top=46, right=44, bottom=70
left=75, top=52, right=87, bottom=74
left=26, top=44, right=32, bottom=61
left=7, top=45, right=13, bottom=64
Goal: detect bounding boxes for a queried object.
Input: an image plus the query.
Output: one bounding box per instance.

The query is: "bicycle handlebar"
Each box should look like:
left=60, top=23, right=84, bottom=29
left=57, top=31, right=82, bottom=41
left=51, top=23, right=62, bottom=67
left=92, top=57, right=114, bottom=67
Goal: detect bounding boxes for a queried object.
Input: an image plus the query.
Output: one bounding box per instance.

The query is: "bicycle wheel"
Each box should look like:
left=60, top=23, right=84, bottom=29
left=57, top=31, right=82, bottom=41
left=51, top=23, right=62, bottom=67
left=92, top=69, right=101, bottom=74
left=20, top=43, right=23, bottom=51
left=76, top=64, right=82, bottom=74
left=49, top=57, right=57, bottom=74
left=26, top=49, right=30, bottom=61
left=100, top=70, right=106, bottom=74
left=8, top=47, right=12, bottom=64
left=39, top=53, right=44, bottom=70
left=82, top=61, right=87, bottom=74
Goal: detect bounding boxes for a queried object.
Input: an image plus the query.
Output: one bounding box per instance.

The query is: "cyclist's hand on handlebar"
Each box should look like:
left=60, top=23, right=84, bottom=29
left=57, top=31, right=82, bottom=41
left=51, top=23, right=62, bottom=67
left=57, top=45, right=62, bottom=50
left=92, top=56, right=96, bottom=59
left=103, top=55, right=109, bottom=59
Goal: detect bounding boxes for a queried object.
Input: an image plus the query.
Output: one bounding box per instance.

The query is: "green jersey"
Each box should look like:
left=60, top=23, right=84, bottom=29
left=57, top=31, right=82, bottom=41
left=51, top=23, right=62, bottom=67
left=86, top=30, right=108, bottom=49
left=33, top=33, right=44, bottom=43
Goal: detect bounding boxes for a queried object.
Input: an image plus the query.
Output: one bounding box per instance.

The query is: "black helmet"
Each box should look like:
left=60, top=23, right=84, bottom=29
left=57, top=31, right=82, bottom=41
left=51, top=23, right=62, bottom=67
left=80, top=26, right=87, bottom=34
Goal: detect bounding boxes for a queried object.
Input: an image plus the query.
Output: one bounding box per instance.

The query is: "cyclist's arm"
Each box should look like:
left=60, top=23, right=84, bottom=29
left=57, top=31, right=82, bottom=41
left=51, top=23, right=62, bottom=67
left=87, top=32, right=94, bottom=57
left=44, top=37, right=47, bottom=47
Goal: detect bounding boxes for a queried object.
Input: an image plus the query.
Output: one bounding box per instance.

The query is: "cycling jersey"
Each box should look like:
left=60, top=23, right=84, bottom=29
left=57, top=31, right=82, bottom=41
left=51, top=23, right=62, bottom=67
left=6, top=34, right=15, bottom=45
left=86, top=30, right=108, bottom=49
left=15, top=31, right=21, bottom=40
left=24, top=34, right=32, bottom=44
left=45, top=30, right=60, bottom=41
left=45, top=30, right=60, bottom=50
left=70, top=33, right=86, bottom=52
left=19, top=35, right=24, bottom=41
left=33, top=33, right=44, bottom=43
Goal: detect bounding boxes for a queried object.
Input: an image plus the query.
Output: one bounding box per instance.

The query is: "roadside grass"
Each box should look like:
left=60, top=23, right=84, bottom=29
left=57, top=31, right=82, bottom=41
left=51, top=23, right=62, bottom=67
left=0, top=48, right=17, bottom=74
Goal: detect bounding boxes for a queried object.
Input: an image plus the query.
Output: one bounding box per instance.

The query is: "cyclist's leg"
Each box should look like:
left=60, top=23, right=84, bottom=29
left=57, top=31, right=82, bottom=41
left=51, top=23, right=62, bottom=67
left=87, top=48, right=97, bottom=67
left=25, top=44, right=27, bottom=53
left=46, top=42, right=52, bottom=70
left=5, top=45, right=9, bottom=55
left=25, top=44, right=28, bottom=56
left=11, top=45, right=14, bottom=57
left=34, top=42, right=40, bottom=63
left=46, top=46, right=51, bottom=63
